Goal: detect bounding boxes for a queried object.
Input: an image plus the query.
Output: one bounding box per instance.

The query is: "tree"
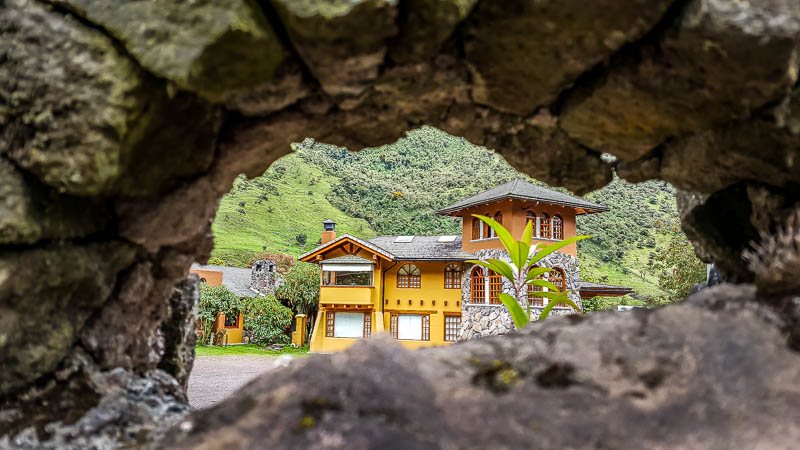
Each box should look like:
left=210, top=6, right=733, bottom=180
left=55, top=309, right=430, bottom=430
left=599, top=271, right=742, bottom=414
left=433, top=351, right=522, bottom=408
left=276, top=261, right=320, bottom=337
left=197, top=283, right=242, bottom=346
left=648, top=221, right=707, bottom=305
left=243, top=295, right=294, bottom=345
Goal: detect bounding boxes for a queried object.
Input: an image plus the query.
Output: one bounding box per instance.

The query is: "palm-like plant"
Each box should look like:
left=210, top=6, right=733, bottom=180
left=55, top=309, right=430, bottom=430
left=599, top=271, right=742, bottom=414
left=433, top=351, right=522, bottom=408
left=467, top=214, right=589, bottom=329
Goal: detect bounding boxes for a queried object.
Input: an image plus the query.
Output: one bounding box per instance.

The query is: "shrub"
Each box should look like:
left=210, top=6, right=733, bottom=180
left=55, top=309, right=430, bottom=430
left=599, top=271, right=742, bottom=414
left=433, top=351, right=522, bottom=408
left=243, top=295, right=293, bottom=345
left=198, top=284, right=242, bottom=346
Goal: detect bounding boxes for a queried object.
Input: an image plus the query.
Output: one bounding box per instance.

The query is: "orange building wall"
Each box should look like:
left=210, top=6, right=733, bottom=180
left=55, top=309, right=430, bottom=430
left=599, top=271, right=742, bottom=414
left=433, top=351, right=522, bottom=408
left=459, top=199, right=578, bottom=255
left=191, top=268, right=245, bottom=344
left=191, top=268, right=223, bottom=286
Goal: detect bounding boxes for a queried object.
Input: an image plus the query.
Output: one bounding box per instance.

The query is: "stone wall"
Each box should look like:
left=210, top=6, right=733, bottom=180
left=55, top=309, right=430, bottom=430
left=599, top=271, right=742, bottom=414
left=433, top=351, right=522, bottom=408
left=459, top=248, right=580, bottom=340
left=251, top=259, right=279, bottom=295
left=3, top=0, right=800, bottom=446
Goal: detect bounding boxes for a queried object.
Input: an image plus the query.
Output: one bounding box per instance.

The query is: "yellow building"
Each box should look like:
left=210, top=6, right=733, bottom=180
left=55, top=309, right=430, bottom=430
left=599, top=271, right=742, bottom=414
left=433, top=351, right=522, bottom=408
left=301, top=179, right=622, bottom=352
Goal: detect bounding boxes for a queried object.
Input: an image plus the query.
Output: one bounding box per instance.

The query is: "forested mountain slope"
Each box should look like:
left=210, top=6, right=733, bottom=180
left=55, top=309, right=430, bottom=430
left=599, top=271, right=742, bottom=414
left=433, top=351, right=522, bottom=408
left=212, top=127, right=690, bottom=301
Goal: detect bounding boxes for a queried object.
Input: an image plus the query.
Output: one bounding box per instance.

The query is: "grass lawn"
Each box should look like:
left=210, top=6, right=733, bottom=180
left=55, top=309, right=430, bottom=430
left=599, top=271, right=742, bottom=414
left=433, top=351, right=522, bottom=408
left=195, top=344, right=310, bottom=357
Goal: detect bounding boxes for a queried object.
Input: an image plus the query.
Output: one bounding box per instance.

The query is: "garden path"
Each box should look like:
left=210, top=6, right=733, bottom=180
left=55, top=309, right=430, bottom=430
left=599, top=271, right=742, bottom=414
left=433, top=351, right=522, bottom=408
left=187, top=355, right=294, bottom=409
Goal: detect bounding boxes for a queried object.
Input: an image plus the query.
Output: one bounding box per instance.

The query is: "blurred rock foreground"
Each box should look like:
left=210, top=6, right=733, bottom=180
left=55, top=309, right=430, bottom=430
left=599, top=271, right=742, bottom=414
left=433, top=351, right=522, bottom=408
left=1, top=0, right=799, bottom=448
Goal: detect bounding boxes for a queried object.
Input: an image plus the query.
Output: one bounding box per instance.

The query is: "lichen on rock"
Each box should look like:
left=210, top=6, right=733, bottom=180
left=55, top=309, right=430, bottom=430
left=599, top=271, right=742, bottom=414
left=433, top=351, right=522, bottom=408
left=51, top=0, right=290, bottom=106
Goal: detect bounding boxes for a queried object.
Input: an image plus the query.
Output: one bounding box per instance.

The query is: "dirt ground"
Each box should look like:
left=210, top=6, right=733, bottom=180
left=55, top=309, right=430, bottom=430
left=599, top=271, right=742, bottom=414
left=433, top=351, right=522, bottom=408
left=187, top=355, right=295, bottom=409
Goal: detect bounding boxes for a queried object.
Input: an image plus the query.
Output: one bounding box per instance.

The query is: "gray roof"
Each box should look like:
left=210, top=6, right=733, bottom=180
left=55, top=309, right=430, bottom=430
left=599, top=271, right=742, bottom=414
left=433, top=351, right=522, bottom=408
left=191, top=264, right=257, bottom=298
left=299, top=234, right=394, bottom=261
left=321, top=255, right=374, bottom=264
left=578, top=281, right=633, bottom=293
left=437, top=179, right=607, bottom=215
left=367, top=236, right=474, bottom=261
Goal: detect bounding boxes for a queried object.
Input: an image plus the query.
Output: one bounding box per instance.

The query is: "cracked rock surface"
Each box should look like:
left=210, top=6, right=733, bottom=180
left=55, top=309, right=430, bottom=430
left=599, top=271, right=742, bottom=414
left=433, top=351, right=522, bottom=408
left=2, top=0, right=800, bottom=447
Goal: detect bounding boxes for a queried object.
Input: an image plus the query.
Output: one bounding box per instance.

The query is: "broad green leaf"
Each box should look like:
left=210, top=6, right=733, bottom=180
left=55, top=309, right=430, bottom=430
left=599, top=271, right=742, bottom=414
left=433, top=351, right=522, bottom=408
left=499, top=293, right=529, bottom=329
left=485, top=259, right=515, bottom=280
left=538, top=294, right=581, bottom=321
left=473, top=215, right=521, bottom=268
left=536, top=291, right=571, bottom=302
left=515, top=240, right=530, bottom=276
left=521, top=219, right=534, bottom=245
left=466, top=259, right=515, bottom=281
left=527, top=279, right=560, bottom=292
left=530, top=235, right=592, bottom=264
left=525, top=267, right=551, bottom=282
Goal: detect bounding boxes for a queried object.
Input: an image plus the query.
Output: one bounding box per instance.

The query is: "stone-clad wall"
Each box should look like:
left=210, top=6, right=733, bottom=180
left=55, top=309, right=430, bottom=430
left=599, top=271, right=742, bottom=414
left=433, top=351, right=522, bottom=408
left=458, top=248, right=580, bottom=340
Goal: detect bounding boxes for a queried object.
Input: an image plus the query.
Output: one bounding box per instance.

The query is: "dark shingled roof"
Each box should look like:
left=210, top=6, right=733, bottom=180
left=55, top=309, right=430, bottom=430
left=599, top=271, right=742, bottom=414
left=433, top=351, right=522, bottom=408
left=321, top=255, right=374, bottom=264
left=368, top=236, right=474, bottom=261
left=437, top=179, right=607, bottom=215
left=191, top=264, right=257, bottom=298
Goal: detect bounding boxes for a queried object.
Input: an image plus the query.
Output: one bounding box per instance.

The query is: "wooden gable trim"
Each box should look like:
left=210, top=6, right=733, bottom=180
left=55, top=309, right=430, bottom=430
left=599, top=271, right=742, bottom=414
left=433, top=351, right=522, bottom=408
left=299, top=236, right=394, bottom=263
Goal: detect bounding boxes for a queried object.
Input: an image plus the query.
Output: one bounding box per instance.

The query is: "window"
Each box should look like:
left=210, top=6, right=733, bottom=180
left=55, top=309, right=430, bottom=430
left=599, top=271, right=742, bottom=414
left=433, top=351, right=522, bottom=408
left=444, top=264, right=462, bottom=289
left=444, top=315, right=461, bottom=341
left=550, top=268, right=569, bottom=308
left=472, top=217, right=482, bottom=240
left=550, top=268, right=566, bottom=292
left=397, top=264, right=421, bottom=288
left=322, top=270, right=373, bottom=286
left=526, top=210, right=536, bottom=231
left=326, top=311, right=335, bottom=337
left=552, top=215, right=564, bottom=240
left=489, top=270, right=503, bottom=304
left=390, top=313, right=430, bottom=341
left=224, top=313, right=239, bottom=328
left=483, top=212, right=491, bottom=239
left=527, top=266, right=544, bottom=307
left=363, top=313, right=371, bottom=338
left=470, top=267, right=485, bottom=304
left=488, top=211, right=502, bottom=238
left=327, top=311, right=370, bottom=338
left=540, top=212, right=551, bottom=239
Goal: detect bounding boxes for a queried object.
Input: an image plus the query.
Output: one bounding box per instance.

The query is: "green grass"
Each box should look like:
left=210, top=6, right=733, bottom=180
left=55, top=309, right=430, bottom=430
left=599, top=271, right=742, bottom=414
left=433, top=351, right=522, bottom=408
left=211, top=153, right=376, bottom=267
left=195, top=344, right=310, bottom=357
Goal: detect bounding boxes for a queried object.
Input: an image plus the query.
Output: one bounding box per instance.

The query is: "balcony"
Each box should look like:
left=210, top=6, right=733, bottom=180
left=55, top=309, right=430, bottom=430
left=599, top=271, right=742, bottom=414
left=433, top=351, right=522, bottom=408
left=320, top=286, right=374, bottom=305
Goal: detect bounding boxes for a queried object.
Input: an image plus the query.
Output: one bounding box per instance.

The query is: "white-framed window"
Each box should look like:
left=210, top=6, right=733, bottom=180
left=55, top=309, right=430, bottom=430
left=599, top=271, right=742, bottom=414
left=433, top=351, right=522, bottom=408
left=390, top=313, right=430, bottom=341
left=332, top=312, right=365, bottom=338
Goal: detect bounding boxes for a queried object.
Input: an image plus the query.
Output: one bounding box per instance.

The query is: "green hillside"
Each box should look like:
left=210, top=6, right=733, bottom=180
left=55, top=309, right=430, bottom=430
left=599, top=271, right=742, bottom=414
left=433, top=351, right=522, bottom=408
left=211, top=156, right=376, bottom=267
left=212, top=126, right=690, bottom=301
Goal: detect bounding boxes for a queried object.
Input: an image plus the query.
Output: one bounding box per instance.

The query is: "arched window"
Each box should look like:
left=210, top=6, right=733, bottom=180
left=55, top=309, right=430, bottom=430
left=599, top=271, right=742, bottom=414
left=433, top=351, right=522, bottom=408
left=470, top=267, right=485, bottom=304
left=397, top=264, right=421, bottom=288
left=490, top=211, right=502, bottom=238
left=540, top=212, right=551, bottom=239
left=550, top=267, right=569, bottom=308
left=552, top=215, right=564, bottom=240
left=488, top=270, right=503, bottom=304
left=471, top=217, right=482, bottom=240
left=483, top=212, right=491, bottom=239
left=444, top=264, right=462, bottom=289
left=550, top=268, right=566, bottom=292
left=526, top=210, right=536, bottom=229
left=527, top=266, right=544, bottom=307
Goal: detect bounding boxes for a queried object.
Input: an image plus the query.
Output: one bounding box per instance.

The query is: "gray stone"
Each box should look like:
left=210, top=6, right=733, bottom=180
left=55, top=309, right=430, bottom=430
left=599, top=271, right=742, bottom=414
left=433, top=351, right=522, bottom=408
left=273, top=0, right=398, bottom=108
left=158, top=276, right=199, bottom=392
left=562, top=0, right=800, bottom=160
left=2, top=352, right=189, bottom=449
left=0, top=242, right=136, bottom=394
left=390, top=0, right=477, bottom=63
left=0, top=158, right=109, bottom=244
left=164, top=286, right=800, bottom=449
left=464, top=0, right=674, bottom=115
left=52, top=0, right=290, bottom=106
left=0, top=0, right=151, bottom=195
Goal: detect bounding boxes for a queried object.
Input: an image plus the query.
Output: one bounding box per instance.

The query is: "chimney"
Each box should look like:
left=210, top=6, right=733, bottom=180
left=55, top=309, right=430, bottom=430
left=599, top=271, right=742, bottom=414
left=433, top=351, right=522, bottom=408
left=322, top=219, right=336, bottom=244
